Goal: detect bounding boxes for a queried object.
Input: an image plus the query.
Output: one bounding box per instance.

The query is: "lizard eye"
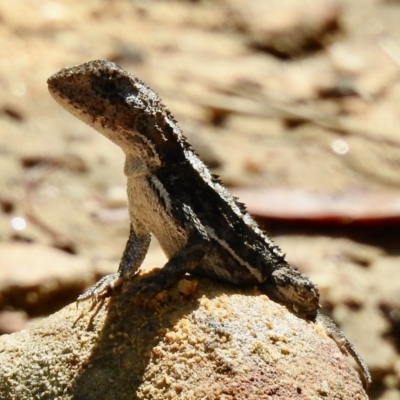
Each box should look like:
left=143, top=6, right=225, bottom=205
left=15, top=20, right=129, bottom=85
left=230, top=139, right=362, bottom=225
left=91, top=75, right=138, bottom=101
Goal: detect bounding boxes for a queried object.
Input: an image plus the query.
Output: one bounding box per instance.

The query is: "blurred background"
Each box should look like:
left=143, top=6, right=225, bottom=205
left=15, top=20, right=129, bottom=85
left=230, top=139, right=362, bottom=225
left=0, top=0, right=399, bottom=397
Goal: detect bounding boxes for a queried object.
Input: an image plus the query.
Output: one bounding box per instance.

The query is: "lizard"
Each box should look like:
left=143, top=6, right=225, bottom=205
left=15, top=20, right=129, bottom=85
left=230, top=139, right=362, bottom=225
left=47, top=60, right=371, bottom=388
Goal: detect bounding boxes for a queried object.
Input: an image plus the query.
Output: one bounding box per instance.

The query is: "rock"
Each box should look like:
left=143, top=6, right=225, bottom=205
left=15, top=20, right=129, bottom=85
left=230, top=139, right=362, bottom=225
left=0, top=277, right=368, bottom=399
left=0, top=311, right=28, bottom=334
left=0, top=243, right=91, bottom=315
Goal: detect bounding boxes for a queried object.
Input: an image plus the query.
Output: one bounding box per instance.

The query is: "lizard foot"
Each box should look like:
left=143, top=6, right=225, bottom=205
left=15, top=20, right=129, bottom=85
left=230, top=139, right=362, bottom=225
left=77, top=273, right=123, bottom=304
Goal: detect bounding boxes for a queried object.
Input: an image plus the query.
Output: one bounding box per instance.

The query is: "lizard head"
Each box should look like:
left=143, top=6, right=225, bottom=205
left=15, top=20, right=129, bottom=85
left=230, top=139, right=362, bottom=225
left=47, top=60, right=177, bottom=170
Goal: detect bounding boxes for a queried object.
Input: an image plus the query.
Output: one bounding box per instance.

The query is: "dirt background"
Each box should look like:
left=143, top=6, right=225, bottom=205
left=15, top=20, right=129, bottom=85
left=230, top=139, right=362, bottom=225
left=0, top=0, right=399, bottom=398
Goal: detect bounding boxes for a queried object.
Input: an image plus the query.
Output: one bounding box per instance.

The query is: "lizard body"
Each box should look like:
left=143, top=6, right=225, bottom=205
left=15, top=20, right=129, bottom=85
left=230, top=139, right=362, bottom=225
left=47, top=60, right=371, bottom=387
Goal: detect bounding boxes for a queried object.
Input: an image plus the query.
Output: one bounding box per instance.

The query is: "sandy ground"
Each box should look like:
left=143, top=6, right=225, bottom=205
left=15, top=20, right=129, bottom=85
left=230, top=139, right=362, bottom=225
left=0, top=0, right=400, bottom=398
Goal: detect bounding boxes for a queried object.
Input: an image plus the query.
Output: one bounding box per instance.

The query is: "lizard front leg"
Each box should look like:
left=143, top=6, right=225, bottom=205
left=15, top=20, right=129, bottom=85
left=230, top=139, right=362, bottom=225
left=78, top=220, right=151, bottom=302
left=121, top=200, right=211, bottom=298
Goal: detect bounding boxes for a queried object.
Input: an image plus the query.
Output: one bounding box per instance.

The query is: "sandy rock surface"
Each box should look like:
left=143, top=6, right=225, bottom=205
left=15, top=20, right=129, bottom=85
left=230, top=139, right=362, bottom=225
left=0, top=279, right=368, bottom=400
